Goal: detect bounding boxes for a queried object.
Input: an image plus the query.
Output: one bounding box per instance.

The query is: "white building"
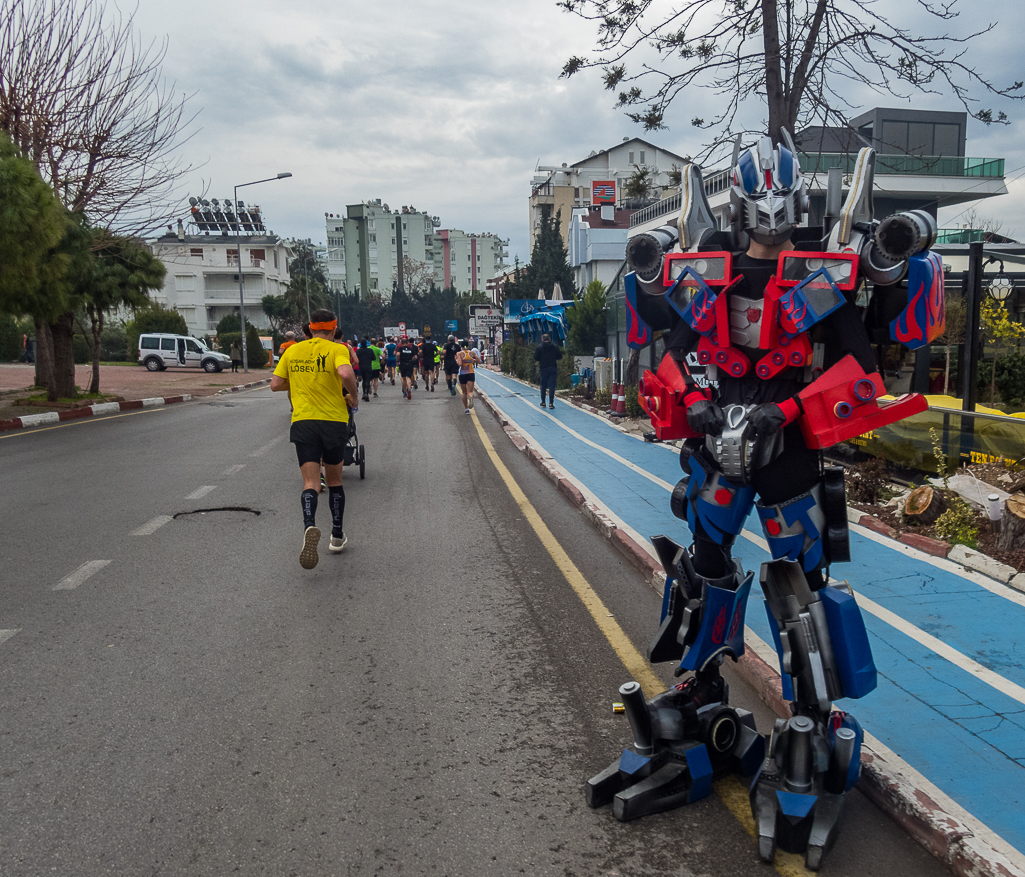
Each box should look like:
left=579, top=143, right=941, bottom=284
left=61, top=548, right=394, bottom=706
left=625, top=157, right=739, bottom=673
left=432, top=228, right=509, bottom=294
left=149, top=227, right=292, bottom=337
left=324, top=201, right=438, bottom=301
left=567, top=205, right=637, bottom=292
left=530, top=137, right=691, bottom=252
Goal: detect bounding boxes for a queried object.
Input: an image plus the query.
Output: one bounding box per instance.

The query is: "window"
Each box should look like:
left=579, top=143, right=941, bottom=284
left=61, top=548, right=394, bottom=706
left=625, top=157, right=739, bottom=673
left=186, top=340, right=202, bottom=353
left=908, top=123, right=933, bottom=155
left=881, top=120, right=908, bottom=153
left=639, top=150, right=646, bottom=164
left=628, top=150, right=634, bottom=164
left=369, top=234, right=376, bottom=243
left=250, top=248, right=266, bottom=267
left=392, top=238, right=396, bottom=245
left=160, top=338, right=176, bottom=351
left=174, top=274, right=196, bottom=292
left=934, top=123, right=960, bottom=156
left=141, top=337, right=159, bottom=350
left=190, top=248, right=203, bottom=258
left=273, top=250, right=279, bottom=268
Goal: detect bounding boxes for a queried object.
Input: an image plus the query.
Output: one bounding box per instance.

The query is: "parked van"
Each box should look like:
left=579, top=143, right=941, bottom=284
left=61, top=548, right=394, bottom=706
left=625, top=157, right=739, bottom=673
left=137, top=333, right=232, bottom=373
left=259, top=336, right=278, bottom=365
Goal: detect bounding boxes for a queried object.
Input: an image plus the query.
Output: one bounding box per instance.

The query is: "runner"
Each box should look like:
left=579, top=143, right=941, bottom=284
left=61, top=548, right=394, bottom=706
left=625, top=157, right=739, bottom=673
left=442, top=334, right=460, bottom=396
left=420, top=335, right=438, bottom=392
left=278, top=331, right=298, bottom=357
left=270, top=308, right=358, bottom=570
left=455, top=338, right=482, bottom=414
left=356, top=338, right=374, bottom=402
left=369, top=337, right=384, bottom=397
left=384, top=336, right=397, bottom=385
left=396, top=335, right=418, bottom=400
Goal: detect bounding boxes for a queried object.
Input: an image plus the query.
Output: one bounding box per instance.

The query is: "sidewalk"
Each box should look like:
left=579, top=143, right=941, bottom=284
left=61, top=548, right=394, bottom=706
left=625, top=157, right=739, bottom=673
left=0, top=363, right=270, bottom=431
left=474, top=367, right=1025, bottom=877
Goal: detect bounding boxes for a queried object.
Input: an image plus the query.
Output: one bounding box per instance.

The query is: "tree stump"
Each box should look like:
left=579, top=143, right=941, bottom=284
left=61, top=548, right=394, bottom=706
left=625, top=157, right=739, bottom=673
left=996, top=493, right=1025, bottom=554
left=904, top=485, right=947, bottom=525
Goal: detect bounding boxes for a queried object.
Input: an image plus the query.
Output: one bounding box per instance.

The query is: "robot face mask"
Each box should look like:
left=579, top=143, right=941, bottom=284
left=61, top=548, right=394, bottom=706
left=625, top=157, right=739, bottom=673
left=730, top=132, right=807, bottom=247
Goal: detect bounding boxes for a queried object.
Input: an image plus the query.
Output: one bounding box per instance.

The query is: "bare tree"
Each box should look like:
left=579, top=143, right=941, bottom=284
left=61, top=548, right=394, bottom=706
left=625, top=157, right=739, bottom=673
left=0, top=0, right=196, bottom=398
left=559, top=0, right=1024, bottom=151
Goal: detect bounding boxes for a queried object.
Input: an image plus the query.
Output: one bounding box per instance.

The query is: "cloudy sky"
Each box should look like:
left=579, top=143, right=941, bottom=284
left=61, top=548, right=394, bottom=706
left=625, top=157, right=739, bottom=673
left=131, top=0, right=1025, bottom=264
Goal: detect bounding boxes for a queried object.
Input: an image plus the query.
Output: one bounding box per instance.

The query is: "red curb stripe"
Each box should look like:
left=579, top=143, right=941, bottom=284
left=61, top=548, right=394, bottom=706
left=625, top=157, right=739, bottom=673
left=57, top=407, right=94, bottom=422
left=119, top=400, right=144, bottom=411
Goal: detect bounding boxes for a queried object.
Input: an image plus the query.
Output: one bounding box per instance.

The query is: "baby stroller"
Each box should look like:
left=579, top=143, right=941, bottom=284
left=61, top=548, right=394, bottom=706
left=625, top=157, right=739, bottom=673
left=343, top=403, right=366, bottom=479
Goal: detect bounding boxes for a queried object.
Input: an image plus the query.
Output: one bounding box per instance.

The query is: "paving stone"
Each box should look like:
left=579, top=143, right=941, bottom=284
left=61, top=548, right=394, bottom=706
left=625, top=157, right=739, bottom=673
left=948, top=544, right=1017, bottom=583
left=898, top=532, right=951, bottom=557
left=858, top=514, right=898, bottom=539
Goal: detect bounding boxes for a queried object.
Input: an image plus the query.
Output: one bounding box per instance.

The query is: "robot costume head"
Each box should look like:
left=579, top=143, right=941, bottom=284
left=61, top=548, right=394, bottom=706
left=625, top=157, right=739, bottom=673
left=730, top=130, right=808, bottom=247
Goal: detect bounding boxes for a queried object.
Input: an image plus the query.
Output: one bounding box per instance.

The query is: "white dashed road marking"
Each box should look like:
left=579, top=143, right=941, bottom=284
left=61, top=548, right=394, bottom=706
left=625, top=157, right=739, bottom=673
left=54, top=560, right=112, bottom=591
left=249, top=436, right=283, bottom=457
left=223, top=464, right=245, bottom=475
left=130, top=515, right=173, bottom=536
left=186, top=485, right=216, bottom=500
left=0, top=630, right=20, bottom=646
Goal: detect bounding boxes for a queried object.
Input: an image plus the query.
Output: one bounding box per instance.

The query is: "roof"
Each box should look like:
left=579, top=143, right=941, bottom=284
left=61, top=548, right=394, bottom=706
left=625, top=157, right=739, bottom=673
left=570, top=137, right=690, bottom=169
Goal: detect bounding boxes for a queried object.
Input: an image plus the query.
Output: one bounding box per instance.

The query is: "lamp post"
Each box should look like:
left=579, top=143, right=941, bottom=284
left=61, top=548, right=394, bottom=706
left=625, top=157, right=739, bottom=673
left=234, top=172, right=292, bottom=373
left=985, top=260, right=1014, bottom=303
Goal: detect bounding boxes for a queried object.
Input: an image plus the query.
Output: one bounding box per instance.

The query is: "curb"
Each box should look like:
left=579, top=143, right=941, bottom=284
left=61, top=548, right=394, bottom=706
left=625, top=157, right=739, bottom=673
left=0, top=379, right=270, bottom=432
left=474, top=382, right=1025, bottom=877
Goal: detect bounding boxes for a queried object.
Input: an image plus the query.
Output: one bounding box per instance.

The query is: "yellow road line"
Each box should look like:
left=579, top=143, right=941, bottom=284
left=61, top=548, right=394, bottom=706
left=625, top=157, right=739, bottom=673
left=469, top=408, right=811, bottom=877
left=0, top=406, right=165, bottom=439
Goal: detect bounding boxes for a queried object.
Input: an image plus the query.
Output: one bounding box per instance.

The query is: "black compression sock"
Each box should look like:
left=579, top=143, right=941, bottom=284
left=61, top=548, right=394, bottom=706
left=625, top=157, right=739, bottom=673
left=328, top=484, right=345, bottom=537
left=301, top=488, right=318, bottom=529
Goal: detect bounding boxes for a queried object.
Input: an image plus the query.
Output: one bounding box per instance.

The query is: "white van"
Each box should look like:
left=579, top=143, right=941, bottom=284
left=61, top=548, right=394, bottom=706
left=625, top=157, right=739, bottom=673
left=137, top=333, right=232, bottom=373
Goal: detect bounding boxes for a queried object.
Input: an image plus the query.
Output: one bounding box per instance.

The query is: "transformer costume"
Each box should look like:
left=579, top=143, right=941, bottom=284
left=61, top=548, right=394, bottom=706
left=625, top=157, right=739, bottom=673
left=586, top=132, right=946, bottom=868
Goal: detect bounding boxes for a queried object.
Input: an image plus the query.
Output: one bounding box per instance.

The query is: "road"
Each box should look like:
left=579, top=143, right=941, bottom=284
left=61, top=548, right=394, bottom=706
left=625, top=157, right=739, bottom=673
left=0, top=383, right=946, bottom=876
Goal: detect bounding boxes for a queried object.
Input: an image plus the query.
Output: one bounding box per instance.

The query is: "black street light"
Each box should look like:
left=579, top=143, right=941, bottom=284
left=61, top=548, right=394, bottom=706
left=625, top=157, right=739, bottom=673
left=234, top=172, right=292, bottom=373
left=984, top=258, right=1015, bottom=303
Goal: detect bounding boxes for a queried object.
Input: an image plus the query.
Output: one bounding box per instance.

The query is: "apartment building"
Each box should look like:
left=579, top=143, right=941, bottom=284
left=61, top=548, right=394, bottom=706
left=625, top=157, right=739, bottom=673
left=149, top=223, right=292, bottom=336
left=432, top=228, right=509, bottom=294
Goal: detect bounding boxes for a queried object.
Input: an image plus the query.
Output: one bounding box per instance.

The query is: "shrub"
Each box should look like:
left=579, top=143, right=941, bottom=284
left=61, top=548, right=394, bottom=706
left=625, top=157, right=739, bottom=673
left=0, top=313, right=21, bottom=361
left=557, top=346, right=574, bottom=389
left=216, top=313, right=242, bottom=336
left=100, top=324, right=128, bottom=361
left=934, top=496, right=979, bottom=550
left=847, top=456, right=888, bottom=504
left=500, top=341, right=514, bottom=374
left=624, top=383, right=643, bottom=417
left=996, top=352, right=1025, bottom=410
left=217, top=325, right=268, bottom=368
left=72, top=334, right=90, bottom=364
left=595, top=387, right=611, bottom=409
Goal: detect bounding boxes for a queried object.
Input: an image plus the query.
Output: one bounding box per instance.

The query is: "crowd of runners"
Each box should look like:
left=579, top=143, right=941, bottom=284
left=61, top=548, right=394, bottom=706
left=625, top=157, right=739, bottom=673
left=271, top=317, right=488, bottom=570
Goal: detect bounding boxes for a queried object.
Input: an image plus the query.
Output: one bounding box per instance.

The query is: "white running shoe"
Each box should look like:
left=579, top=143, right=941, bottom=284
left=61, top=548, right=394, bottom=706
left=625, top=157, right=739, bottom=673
left=465, top=408, right=470, bottom=414
left=468, top=396, right=474, bottom=409
left=329, top=533, right=347, bottom=553
left=300, top=526, right=321, bottom=569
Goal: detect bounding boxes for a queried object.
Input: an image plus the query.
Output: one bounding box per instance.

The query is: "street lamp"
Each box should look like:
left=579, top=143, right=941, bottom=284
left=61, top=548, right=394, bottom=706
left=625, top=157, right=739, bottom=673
left=234, top=172, right=292, bottom=373
left=982, top=257, right=1014, bottom=303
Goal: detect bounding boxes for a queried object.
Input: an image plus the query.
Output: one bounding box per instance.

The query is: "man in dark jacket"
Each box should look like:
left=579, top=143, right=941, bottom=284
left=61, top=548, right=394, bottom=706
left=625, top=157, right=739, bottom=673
left=533, top=333, right=563, bottom=409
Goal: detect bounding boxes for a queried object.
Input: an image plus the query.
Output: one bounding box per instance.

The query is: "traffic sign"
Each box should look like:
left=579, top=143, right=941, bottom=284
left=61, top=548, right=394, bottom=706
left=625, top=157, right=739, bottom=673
left=469, top=305, right=502, bottom=328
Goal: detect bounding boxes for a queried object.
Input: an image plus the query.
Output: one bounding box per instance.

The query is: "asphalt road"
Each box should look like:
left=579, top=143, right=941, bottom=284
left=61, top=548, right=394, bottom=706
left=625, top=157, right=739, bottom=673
left=0, top=382, right=947, bottom=876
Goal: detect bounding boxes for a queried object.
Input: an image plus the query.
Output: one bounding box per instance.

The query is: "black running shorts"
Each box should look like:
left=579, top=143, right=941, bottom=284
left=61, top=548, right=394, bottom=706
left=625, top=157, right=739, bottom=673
left=290, top=419, right=350, bottom=466
left=458, top=373, right=475, bottom=385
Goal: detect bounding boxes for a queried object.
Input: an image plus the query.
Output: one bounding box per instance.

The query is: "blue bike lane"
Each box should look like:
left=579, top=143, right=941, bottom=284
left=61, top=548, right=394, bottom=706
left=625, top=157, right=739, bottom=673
left=475, top=369, right=1025, bottom=858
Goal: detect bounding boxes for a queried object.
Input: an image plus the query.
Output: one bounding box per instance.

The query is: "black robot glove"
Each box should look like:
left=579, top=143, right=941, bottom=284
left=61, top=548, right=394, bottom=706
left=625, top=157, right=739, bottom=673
left=686, top=399, right=725, bottom=436
left=745, top=402, right=788, bottom=438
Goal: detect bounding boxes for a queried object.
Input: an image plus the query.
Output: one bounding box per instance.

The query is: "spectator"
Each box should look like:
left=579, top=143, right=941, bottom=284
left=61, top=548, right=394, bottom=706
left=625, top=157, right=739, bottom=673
left=230, top=338, right=242, bottom=373
left=534, top=333, right=563, bottom=409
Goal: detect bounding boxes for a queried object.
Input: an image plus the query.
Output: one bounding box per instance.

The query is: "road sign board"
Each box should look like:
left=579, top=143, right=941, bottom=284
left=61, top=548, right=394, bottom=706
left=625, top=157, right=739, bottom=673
left=469, top=305, right=502, bottom=327
left=445, top=320, right=458, bottom=332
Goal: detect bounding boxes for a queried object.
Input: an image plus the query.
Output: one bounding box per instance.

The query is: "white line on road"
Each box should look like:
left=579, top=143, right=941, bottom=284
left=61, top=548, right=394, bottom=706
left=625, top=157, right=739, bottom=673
left=185, top=485, right=216, bottom=500
left=223, top=464, right=245, bottom=475
left=0, top=629, right=20, bottom=646
left=249, top=436, right=283, bottom=457
left=54, top=559, right=112, bottom=591
left=131, top=515, right=173, bottom=536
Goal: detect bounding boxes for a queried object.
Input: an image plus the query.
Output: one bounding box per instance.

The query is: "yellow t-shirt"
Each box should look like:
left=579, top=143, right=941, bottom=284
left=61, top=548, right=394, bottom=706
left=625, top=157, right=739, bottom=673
left=273, top=338, right=351, bottom=424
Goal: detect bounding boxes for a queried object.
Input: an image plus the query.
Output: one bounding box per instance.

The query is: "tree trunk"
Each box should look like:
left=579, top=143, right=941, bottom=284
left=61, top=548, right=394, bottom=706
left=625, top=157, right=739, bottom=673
left=991, top=352, right=998, bottom=404
left=625, top=347, right=641, bottom=387
left=48, top=312, right=77, bottom=401
left=88, top=307, right=103, bottom=394
left=944, top=343, right=952, bottom=394
left=904, top=485, right=947, bottom=524
left=33, top=318, right=54, bottom=391
left=996, top=494, right=1025, bottom=554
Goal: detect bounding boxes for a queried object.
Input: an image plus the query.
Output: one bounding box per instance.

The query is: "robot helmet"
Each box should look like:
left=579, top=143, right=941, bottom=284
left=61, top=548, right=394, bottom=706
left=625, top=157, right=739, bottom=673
left=730, top=129, right=808, bottom=247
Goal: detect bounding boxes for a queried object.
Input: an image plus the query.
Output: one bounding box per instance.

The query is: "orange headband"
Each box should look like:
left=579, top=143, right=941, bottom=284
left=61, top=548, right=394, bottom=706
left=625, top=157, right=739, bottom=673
left=310, top=320, right=337, bottom=331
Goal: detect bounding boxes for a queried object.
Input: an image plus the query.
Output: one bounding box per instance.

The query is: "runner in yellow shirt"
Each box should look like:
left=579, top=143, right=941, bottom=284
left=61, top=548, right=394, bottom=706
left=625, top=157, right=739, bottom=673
left=271, top=308, right=359, bottom=569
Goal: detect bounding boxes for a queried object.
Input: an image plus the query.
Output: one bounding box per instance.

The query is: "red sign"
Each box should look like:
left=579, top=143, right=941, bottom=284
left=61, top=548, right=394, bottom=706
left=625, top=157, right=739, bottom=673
left=592, top=180, right=616, bottom=205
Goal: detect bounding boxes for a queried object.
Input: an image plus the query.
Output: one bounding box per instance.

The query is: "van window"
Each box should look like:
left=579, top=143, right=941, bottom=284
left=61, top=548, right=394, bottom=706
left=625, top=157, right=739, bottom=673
left=160, top=338, right=176, bottom=351
left=141, top=337, right=158, bottom=349
left=186, top=340, right=202, bottom=353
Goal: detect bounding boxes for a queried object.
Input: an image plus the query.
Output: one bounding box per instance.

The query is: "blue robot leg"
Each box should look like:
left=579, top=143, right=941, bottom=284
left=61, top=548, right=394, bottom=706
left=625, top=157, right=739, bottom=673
left=750, top=559, right=877, bottom=870
left=585, top=534, right=764, bottom=822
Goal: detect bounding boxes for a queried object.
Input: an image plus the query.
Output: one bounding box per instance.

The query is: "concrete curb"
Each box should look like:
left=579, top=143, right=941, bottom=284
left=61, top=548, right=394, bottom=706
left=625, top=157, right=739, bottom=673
left=0, top=379, right=270, bottom=432
left=474, top=381, right=1025, bottom=877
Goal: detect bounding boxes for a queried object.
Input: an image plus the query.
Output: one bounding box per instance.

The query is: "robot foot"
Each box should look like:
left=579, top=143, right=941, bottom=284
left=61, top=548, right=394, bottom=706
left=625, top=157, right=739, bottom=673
left=587, top=678, right=764, bottom=821
left=750, top=712, right=862, bottom=870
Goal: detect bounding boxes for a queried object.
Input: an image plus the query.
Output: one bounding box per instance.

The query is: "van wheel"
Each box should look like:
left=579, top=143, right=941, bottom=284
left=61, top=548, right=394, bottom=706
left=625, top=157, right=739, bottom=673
left=144, top=356, right=163, bottom=371
left=203, top=359, right=220, bottom=373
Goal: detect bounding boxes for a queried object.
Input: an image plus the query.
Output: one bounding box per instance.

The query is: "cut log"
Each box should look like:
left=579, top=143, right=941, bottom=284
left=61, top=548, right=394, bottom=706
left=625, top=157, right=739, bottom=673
left=904, top=485, right=947, bottom=525
left=996, top=493, right=1025, bottom=554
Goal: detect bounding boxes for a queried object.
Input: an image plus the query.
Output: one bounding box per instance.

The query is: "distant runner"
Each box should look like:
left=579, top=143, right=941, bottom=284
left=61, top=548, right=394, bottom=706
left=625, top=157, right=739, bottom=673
left=396, top=335, right=418, bottom=400
left=420, top=335, right=438, bottom=393
left=456, top=338, right=482, bottom=415
left=384, top=336, right=397, bottom=385
left=442, top=335, right=460, bottom=396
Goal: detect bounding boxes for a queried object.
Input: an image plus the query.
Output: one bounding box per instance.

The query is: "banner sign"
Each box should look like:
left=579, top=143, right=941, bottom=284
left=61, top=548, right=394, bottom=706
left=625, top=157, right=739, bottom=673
left=592, top=180, right=616, bottom=205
